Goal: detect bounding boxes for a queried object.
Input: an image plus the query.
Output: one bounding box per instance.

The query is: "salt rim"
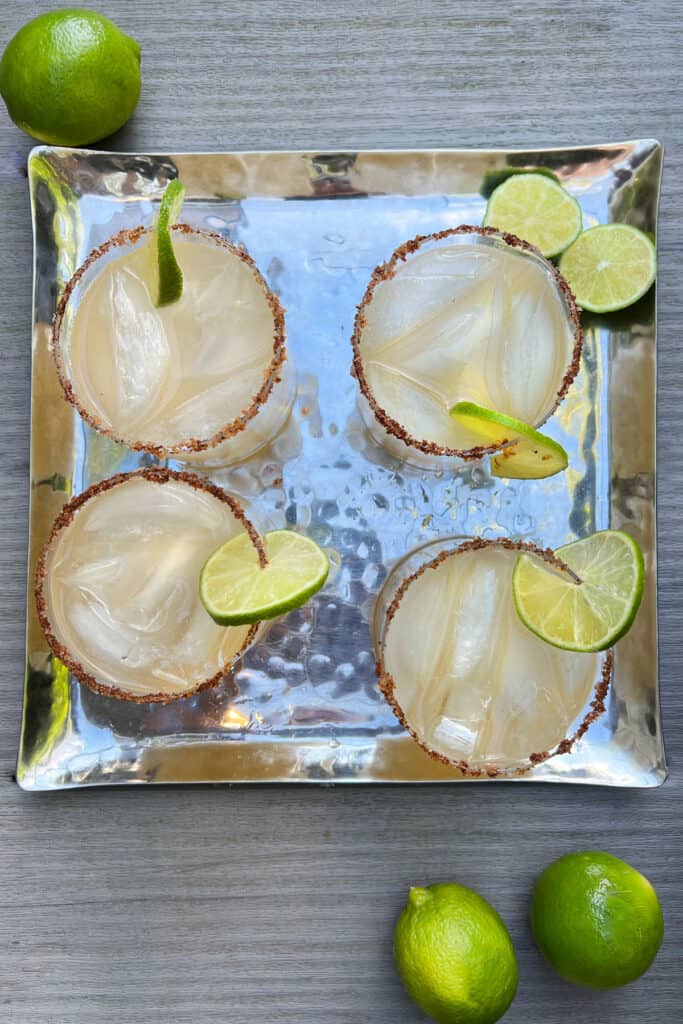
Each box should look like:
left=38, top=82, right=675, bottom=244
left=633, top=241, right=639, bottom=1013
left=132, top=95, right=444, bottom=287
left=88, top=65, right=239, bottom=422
left=351, top=225, right=583, bottom=460
left=51, top=225, right=288, bottom=457
left=375, top=536, right=612, bottom=777
left=34, top=468, right=266, bottom=704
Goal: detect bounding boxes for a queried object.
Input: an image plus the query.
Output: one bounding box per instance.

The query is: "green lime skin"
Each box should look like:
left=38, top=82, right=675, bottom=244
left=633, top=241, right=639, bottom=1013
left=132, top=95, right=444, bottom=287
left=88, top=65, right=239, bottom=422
left=0, top=10, right=141, bottom=145
left=531, top=851, right=664, bottom=989
left=394, top=883, right=518, bottom=1024
left=156, top=179, right=186, bottom=306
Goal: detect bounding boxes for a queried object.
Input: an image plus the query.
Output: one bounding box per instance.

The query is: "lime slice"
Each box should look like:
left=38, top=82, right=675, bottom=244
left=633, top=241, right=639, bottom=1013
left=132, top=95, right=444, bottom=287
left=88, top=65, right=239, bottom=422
left=449, top=401, right=568, bottom=479
left=559, top=224, right=656, bottom=313
left=480, top=165, right=559, bottom=199
left=200, top=529, right=329, bottom=626
left=156, top=179, right=185, bottom=307
left=483, top=173, right=583, bottom=257
left=512, top=530, right=645, bottom=652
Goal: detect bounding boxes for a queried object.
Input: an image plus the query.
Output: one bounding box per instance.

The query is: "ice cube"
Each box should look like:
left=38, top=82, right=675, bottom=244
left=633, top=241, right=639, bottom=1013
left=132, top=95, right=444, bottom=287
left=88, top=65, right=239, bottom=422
left=108, top=266, right=173, bottom=430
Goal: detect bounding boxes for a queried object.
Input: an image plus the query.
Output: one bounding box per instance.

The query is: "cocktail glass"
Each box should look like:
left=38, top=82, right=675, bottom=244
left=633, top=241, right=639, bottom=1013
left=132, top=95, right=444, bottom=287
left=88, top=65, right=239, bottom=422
left=352, top=226, right=582, bottom=470
left=35, top=468, right=265, bottom=703
left=373, top=535, right=611, bottom=776
left=52, top=225, right=294, bottom=468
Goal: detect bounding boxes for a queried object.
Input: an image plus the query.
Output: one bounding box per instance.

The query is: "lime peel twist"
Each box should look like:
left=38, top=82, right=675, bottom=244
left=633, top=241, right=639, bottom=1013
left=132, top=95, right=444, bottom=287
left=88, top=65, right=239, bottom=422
left=155, top=179, right=186, bottom=307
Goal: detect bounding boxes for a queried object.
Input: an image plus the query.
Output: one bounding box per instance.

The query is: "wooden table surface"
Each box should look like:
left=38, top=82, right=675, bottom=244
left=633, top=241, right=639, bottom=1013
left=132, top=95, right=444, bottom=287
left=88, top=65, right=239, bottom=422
left=1, top=2, right=681, bottom=1021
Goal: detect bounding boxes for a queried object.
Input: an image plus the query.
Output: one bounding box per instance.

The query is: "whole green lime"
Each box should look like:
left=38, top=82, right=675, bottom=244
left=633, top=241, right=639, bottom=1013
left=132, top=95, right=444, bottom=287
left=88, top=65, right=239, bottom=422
left=531, top=851, right=663, bottom=989
left=393, top=882, right=518, bottom=1024
left=0, top=9, right=141, bottom=145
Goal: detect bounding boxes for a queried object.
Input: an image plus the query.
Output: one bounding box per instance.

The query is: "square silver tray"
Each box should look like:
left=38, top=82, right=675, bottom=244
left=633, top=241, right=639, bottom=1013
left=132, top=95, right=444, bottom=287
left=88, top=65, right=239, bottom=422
left=18, top=141, right=665, bottom=789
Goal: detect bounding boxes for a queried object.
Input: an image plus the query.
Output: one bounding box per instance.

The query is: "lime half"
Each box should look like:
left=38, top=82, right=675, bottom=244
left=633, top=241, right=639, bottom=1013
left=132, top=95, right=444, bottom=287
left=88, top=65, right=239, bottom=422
left=483, top=173, right=583, bottom=257
left=512, top=530, right=645, bottom=652
left=559, top=224, right=656, bottom=313
left=200, top=529, right=329, bottom=626
left=156, top=179, right=185, bottom=307
left=449, top=401, right=568, bottom=479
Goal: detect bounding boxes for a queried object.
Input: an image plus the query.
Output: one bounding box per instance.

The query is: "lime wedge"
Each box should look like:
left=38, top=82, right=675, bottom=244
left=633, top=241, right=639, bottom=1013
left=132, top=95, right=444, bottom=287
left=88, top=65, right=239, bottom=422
left=200, top=529, right=329, bottom=626
left=449, top=401, right=568, bottom=479
left=483, top=173, right=583, bottom=257
left=156, top=178, right=185, bottom=307
left=559, top=224, right=656, bottom=313
left=512, top=530, right=645, bottom=652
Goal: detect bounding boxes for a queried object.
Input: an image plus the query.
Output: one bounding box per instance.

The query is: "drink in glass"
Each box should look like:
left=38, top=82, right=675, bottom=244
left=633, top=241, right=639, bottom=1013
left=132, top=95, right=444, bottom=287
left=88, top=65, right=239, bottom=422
left=36, top=468, right=264, bottom=702
left=352, top=226, right=581, bottom=468
left=53, top=226, right=293, bottom=467
left=373, top=536, right=609, bottom=774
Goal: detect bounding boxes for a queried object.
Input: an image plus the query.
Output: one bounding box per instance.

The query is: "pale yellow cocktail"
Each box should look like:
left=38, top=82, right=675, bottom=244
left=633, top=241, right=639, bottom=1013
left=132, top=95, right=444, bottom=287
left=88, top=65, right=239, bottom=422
left=36, top=469, right=264, bottom=702
left=352, top=227, right=581, bottom=465
left=53, top=227, right=292, bottom=465
left=375, top=537, right=608, bottom=774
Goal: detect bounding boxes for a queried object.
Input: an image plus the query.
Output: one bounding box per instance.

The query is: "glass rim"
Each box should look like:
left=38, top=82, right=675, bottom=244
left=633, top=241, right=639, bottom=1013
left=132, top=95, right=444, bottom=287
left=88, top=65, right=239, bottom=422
left=51, top=224, right=288, bottom=457
left=373, top=534, right=612, bottom=778
left=350, top=224, right=583, bottom=460
left=35, top=467, right=265, bottom=704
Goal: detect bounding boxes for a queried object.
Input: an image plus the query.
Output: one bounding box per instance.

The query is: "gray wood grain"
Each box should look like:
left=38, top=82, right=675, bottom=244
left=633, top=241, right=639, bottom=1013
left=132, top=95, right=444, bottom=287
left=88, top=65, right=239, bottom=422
left=0, top=1, right=681, bottom=1021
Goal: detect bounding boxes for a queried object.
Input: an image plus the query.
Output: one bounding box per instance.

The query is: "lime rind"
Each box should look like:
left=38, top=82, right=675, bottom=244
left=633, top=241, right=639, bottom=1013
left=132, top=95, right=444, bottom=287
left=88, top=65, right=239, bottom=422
left=512, top=530, right=645, bottom=653
left=559, top=224, right=657, bottom=314
left=449, top=401, right=568, bottom=480
left=200, top=529, right=329, bottom=626
left=483, top=173, right=583, bottom=257
left=156, top=179, right=186, bottom=307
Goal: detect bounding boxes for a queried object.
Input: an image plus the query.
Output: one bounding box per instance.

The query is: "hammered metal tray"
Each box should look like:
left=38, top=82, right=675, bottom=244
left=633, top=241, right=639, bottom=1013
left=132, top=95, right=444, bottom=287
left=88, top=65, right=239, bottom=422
left=18, top=142, right=665, bottom=789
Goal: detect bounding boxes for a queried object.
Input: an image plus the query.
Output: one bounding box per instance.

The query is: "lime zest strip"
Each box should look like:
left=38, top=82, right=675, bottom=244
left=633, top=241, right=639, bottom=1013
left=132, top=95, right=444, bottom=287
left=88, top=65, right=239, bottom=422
left=155, top=178, right=186, bottom=307
left=449, top=401, right=568, bottom=480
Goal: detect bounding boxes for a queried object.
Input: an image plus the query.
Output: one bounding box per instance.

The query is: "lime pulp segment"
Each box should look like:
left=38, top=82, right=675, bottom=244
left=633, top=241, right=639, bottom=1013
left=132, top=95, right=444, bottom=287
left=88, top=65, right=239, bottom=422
left=483, top=173, right=583, bottom=257
left=512, top=530, right=645, bottom=652
left=200, top=529, right=329, bottom=626
left=156, top=179, right=186, bottom=307
left=449, top=401, right=568, bottom=479
left=559, top=224, right=657, bottom=313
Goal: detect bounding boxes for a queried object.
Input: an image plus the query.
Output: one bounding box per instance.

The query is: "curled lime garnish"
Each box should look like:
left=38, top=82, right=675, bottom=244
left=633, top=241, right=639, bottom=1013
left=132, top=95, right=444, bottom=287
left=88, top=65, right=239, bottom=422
left=155, top=178, right=185, bottom=307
